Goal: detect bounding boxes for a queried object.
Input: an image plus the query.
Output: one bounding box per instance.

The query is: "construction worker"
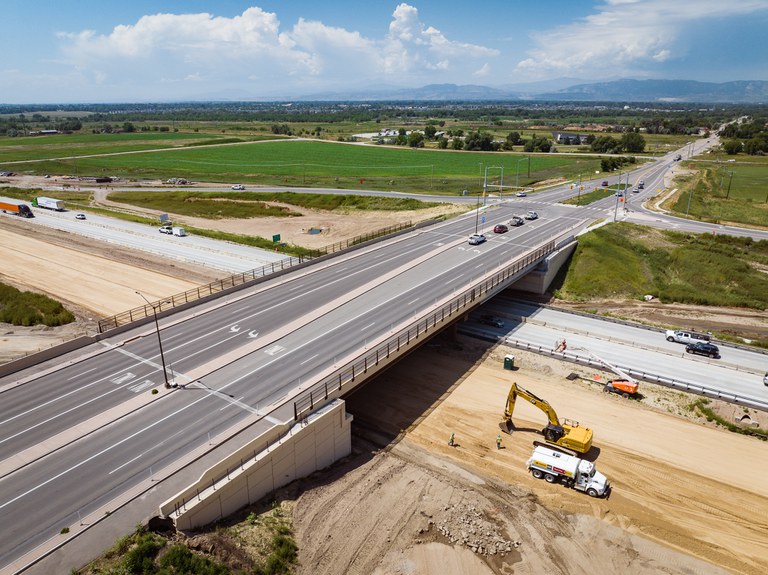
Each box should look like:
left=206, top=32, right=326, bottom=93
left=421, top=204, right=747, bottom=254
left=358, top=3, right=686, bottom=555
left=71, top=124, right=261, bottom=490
left=496, top=434, right=502, bottom=449
left=448, top=432, right=455, bottom=446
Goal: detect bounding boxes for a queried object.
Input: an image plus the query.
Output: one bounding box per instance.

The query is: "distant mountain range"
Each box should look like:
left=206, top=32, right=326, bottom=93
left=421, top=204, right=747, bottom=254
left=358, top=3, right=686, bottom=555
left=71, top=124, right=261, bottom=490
left=290, top=79, right=768, bottom=104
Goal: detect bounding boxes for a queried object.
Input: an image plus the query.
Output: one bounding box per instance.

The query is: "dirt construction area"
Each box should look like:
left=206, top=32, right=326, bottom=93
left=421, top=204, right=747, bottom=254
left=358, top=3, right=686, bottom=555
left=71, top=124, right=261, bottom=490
left=1, top=187, right=768, bottom=574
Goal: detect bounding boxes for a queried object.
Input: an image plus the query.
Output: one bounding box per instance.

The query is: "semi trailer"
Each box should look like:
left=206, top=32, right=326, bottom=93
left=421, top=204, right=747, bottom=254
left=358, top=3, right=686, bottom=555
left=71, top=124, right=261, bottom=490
left=0, top=201, right=34, bottom=218
left=34, top=196, right=65, bottom=211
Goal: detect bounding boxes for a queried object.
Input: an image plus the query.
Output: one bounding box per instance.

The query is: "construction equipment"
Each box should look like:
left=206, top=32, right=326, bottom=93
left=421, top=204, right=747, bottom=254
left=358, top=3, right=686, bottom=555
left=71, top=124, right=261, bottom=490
left=502, top=382, right=593, bottom=455
left=574, top=347, right=639, bottom=397
left=526, top=446, right=610, bottom=497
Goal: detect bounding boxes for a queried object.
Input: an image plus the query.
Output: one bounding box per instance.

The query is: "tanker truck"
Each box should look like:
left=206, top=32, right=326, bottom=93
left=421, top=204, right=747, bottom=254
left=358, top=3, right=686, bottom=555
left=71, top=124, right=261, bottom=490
left=0, top=200, right=34, bottom=218
left=526, top=445, right=610, bottom=497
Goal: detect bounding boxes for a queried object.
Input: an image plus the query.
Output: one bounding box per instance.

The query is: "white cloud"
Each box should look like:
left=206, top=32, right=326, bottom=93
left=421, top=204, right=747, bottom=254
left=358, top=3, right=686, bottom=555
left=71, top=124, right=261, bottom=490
left=515, top=0, right=768, bottom=80
left=474, top=63, right=492, bottom=78
left=51, top=3, right=498, bottom=98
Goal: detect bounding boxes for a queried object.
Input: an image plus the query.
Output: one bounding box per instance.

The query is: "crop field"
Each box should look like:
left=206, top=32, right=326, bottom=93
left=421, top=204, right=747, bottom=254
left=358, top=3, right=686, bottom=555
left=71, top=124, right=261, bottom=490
left=2, top=137, right=601, bottom=195
left=0, top=132, right=266, bottom=163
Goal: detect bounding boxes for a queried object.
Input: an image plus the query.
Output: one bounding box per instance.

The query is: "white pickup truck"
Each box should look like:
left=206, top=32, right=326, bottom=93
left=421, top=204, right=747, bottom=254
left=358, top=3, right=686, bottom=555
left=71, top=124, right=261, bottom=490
left=665, top=329, right=711, bottom=345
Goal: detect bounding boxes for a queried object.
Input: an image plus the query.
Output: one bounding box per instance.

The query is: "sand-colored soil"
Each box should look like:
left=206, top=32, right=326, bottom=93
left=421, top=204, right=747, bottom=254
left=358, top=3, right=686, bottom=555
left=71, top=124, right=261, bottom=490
left=295, top=339, right=767, bottom=575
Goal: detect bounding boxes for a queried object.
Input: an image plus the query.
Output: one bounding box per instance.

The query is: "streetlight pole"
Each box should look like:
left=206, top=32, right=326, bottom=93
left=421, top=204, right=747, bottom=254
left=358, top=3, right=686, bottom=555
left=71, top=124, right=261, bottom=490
left=474, top=190, right=481, bottom=234
left=515, top=156, right=529, bottom=192
left=136, top=291, right=171, bottom=389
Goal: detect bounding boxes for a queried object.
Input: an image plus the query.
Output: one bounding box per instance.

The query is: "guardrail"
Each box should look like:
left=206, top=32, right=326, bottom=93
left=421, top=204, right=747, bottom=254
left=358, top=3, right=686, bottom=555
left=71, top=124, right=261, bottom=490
left=504, top=338, right=768, bottom=412
left=293, top=239, right=557, bottom=421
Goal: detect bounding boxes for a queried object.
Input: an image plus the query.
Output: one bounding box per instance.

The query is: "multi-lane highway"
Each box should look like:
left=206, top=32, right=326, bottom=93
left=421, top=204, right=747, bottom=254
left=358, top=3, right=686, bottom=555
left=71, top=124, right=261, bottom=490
left=0, top=201, right=585, bottom=569
left=464, top=299, right=768, bottom=407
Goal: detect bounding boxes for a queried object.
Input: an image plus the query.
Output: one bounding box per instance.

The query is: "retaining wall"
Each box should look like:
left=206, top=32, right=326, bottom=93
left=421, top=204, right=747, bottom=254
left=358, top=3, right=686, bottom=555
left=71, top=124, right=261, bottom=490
left=161, top=399, right=352, bottom=531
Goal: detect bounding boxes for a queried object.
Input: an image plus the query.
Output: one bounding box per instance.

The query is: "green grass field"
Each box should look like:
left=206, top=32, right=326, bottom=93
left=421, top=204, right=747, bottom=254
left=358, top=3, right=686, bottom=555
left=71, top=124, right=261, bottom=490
left=553, top=222, right=768, bottom=317
left=670, top=160, right=768, bottom=226
left=0, top=132, right=274, bottom=163
left=2, top=136, right=602, bottom=195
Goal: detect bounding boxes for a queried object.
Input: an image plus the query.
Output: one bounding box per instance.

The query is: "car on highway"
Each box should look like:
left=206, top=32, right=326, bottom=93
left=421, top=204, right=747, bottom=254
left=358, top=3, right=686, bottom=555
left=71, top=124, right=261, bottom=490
left=231, top=184, right=245, bottom=190
left=468, top=233, right=486, bottom=245
left=493, top=224, right=509, bottom=234
left=601, top=180, right=609, bottom=187
left=764, top=372, right=768, bottom=386
left=615, top=191, right=624, bottom=197
left=525, top=211, right=538, bottom=220
left=509, top=216, right=524, bottom=226
left=631, top=187, right=639, bottom=193
left=159, top=225, right=173, bottom=234
left=515, top=191, right=527, bottom=197
left=638, top=180, right=645, bottom=189
left=75, top=213, right=86, bottom=220
left=685, top=341, right=720, bottom=359
left=480, top=314, right=504, bottom=328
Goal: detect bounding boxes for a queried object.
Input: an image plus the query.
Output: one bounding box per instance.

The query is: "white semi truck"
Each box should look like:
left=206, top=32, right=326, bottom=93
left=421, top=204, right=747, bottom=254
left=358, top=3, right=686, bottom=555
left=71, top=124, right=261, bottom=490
left=34, top=196, right=65, bottom=211
left=526, top=446, right=610, bottom=497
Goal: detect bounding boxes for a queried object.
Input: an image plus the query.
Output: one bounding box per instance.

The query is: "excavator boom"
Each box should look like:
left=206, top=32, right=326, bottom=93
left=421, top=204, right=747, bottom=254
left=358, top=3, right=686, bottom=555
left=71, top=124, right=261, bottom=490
left=503, top=382, right=592, bottom=454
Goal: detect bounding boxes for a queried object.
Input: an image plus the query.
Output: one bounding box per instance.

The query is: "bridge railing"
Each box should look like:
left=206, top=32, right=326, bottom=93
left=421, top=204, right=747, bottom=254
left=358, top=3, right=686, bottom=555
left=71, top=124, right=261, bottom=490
left=97, top=257, right=307, bottom=332
left=97, top=220, right=420, bottom=334
left=293, top=239, right=556, bottom=421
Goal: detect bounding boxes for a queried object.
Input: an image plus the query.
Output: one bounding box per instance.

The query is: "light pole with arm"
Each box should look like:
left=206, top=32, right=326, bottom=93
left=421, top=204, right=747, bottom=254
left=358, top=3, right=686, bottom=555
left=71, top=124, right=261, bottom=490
left=136, top=291, right=171, bottom=388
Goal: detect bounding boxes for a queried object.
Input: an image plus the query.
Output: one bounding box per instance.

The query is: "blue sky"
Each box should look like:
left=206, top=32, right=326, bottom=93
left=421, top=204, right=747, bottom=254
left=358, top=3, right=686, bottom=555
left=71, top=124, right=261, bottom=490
left=2, top=0, right=767, bottom=103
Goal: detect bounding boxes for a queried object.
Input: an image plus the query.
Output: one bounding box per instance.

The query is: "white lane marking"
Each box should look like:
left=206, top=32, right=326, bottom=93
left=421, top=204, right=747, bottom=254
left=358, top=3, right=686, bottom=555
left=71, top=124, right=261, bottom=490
left=248, top=331, right=259, bottom=338
left=264, top=344, right=286, bottom=356
left=300, top=354, right=319, bottom=366
left=111, top=373, right=135, bottom=385
left=230, top=325, right=241, bottom=332
left=128, top=380, right=155, bottom=394
left=219, top=396, right=245, bottom=412
left=0, top=391, right=216, bottom=510
left=406, top=298, right=419, bottom=305
left=108, top=415, right=202, bottom=474
left=360, top=322, right=376, bottom=331
left=67, top=367, right=97, bottom=380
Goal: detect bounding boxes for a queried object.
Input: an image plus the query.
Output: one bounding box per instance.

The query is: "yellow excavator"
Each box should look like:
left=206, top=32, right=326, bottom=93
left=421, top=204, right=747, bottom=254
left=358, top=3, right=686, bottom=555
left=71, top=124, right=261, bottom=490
left=502, top=382, right=593, bottom=455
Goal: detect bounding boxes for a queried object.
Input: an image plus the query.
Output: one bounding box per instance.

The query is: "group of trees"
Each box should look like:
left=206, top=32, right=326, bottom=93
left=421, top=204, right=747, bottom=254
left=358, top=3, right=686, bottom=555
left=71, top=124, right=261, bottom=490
left=386, top=126, right=554, bottom=153
left=719, top=117, right=768, bottom=155
left=589, top=132, right=646, bottom=154
left=600, top=155, right=637, bottom=172
left=0, top=114, right=83, bottom=136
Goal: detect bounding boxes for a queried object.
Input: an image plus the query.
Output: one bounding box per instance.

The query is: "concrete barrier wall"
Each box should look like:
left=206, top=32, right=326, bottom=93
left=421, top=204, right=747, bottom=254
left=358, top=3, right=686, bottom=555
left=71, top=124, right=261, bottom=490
left=0, top=336, right=96, bottom=378
left=162, top=400, right=352, bottom=531
left=512, top=240, right=577, bottom=294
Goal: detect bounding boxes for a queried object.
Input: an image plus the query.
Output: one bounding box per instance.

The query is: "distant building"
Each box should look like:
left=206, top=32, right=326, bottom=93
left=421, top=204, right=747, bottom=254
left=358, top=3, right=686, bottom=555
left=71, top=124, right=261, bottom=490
left=551, top=131, right=589, bottom=145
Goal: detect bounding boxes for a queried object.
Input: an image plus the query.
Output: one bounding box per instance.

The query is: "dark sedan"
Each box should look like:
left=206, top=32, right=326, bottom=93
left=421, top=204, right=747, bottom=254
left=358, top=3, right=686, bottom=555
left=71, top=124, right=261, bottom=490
left=685, top=342, right=720, bottom=359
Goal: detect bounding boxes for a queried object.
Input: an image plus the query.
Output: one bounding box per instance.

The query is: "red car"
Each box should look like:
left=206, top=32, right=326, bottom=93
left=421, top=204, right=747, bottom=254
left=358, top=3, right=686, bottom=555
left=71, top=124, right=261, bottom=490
left=493, top=224, right=509, bottom=234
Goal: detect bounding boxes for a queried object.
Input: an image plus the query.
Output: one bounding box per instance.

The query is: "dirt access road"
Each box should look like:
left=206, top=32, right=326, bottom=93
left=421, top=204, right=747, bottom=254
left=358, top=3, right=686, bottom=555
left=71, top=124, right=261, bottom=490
left=2, top=183, right=767, bottom=574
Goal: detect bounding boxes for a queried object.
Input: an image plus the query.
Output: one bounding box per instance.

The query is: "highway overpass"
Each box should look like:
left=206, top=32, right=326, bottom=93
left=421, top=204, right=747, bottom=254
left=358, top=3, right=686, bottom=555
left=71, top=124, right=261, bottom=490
left=0, top=202, right=586, bottom=572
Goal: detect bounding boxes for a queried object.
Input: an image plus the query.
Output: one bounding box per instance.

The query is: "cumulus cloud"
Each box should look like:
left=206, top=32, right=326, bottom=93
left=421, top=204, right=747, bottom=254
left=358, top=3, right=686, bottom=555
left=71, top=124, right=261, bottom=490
left=53, top=3, right=498, bottom=97
left=515, top=0, right=768, bottom=80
